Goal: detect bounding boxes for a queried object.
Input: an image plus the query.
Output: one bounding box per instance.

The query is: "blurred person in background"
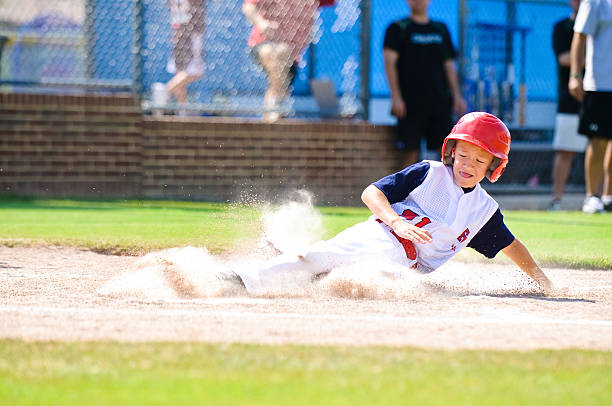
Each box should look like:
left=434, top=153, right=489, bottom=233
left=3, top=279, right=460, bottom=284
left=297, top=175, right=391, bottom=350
left=165, top=0, right=206, bottom=112
left=383, top=0, right=466, bottom=169
left=242, top=0, right=326, bottom=122
left=549, top=0, right=587, bottom=211
left=569, top=0, right=612, bottom=213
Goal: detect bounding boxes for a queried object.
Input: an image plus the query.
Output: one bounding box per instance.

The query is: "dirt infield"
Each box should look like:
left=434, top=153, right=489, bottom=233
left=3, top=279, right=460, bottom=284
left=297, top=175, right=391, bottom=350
left=1, top=245, right=611, bottom=350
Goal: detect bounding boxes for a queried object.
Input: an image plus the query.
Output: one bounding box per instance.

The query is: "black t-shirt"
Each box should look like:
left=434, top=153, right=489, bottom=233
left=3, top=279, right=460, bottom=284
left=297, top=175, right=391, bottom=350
left=553, top=17, right=580, bottom=114
left=383, top=18, right=457, bottom=114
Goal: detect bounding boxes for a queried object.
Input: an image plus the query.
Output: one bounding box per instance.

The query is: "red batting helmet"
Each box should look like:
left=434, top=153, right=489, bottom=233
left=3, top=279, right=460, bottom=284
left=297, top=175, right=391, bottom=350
left=441, top=112, right=511, bottom=183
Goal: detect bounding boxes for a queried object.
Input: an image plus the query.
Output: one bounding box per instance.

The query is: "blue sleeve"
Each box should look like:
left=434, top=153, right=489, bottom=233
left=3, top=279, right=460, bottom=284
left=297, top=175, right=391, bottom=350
left=372, top=161, right=430, bottom=204
left=467, top=209, right=515, bottom=258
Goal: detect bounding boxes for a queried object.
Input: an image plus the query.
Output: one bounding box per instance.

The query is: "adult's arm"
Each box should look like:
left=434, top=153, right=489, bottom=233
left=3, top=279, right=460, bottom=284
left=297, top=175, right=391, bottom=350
left=444, top=59, right=467, bottom=115
left=558, top=51, right=571, bottom=67
left=552, top=20, right=571, bottom=67
left=383, top=49, right=406, bottom=119
left=568, top=32, right=587, bottom=101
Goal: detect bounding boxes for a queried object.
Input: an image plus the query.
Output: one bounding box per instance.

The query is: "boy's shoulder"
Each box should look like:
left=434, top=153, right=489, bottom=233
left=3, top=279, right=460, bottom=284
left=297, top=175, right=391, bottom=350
left=427, top=159, right=445, bottom=168
left=424, top=159, right=449, bottom=174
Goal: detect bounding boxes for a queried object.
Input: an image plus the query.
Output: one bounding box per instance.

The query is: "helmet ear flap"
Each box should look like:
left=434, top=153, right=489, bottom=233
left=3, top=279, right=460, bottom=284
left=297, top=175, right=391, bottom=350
left=442, top=139, right=456, bottom=166
left=488, top=157, right=505, bottom=182
left=487, top=157, right=500, bottom=181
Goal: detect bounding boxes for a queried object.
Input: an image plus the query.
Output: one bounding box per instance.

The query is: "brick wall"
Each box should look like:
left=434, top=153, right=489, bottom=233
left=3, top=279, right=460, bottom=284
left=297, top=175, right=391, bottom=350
left=0, top=93, right=143, bottom=197
left=0, top=93, right=400, bottom=205
left=142, top=117, right=399, bottom=205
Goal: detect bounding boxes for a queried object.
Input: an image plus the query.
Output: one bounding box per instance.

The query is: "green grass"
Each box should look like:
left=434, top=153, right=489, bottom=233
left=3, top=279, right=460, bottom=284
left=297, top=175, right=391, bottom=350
left=1, top=196, right=611, bottom=403
left=1, top=196, right=610, bottom=268
left=0, top=341, right=610, bottom=406
left=0, top=196, right=266, bottom=255
left=501, top=211, right=612, bottom=269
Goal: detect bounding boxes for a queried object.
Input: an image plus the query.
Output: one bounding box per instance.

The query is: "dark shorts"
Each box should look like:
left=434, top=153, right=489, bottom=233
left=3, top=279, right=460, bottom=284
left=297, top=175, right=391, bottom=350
left=396, top=111, right=453, bottom=150
left=578, top=91, right=612, bottom=139
left=251, top=42, right=298, bottom=86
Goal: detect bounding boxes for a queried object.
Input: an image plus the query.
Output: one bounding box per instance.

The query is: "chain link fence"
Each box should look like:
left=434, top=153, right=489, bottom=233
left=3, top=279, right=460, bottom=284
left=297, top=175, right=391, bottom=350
left=0, top=0, right=570, bottom=124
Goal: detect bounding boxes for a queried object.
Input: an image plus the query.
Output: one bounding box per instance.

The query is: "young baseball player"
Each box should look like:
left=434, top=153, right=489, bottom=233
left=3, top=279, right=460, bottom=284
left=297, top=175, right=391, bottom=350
left=228, top=112, right=553, bottom=295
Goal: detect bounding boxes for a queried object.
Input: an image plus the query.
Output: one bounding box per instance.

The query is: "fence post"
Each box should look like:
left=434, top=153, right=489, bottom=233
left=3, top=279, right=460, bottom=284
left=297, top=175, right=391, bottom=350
left=132, top=0, right=145, bottom=97
left=85, top=0, right=95, bottom=81
left=360, top=0, right=371, bottom=121
left=458, top=0, right=468, bottom=87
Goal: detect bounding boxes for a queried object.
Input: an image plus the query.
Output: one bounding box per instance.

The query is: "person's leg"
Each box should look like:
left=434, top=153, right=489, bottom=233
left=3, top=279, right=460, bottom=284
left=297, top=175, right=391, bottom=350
left=582, top=138, right=606, bottom=213
left=166, top=72, right=202, bottom=104
left=397, top=115, right=425, bottom=168
left=235, top=220, right=410, bottom=294
left=550, top=113, right=586, bottom=208
left=602, top=140, right=612, bottom=210
left=584, top=138, right=606, bottom=196
left=601, top=92, right=612, bottom=201
left=425, top=110, right=453, bottom=161
left=551, top=150, right=575, bottom=201
left=166, top=32, right=204, bottom=106
left=578, top=92, right=606, bottom=212
left=257, top=42, right=292, bottom=122
left=399, top=150, right=420, bottom=168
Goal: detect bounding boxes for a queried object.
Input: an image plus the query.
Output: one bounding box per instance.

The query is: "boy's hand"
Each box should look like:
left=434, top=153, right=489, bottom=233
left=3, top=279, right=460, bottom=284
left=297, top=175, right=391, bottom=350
left=390, top=218, right=432, bottom=244
left=536, top=275, right=554, bottom=296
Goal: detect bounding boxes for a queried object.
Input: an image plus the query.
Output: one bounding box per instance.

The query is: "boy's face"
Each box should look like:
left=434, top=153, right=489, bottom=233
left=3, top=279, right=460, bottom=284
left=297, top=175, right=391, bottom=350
left=451, top=140, right=495, bottom=188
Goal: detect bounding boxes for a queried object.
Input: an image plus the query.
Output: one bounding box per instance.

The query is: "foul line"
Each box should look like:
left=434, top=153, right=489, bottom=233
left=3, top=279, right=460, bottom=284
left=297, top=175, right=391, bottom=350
left=1, top=304, right=611, bottom=327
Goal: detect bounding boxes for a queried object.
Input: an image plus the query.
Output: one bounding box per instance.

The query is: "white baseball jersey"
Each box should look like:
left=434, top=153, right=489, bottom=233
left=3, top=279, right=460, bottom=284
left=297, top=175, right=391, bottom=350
left=376, top=160, right=499, bottom=272
left=237, top=160, right=501, bottom=293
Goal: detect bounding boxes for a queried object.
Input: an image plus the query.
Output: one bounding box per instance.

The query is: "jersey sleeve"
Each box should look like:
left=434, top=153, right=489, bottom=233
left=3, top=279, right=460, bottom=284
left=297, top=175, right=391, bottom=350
left=574, top=0, right=599, bottom=35
left=552, top=20, right=568, bottom=57
left=440, top=23, right=457, bottom=61
left=371, top=161, right=430, bottom=204
left=467, top=209, right=515, bottom=258
left=383, top=21, right=402, bottom=52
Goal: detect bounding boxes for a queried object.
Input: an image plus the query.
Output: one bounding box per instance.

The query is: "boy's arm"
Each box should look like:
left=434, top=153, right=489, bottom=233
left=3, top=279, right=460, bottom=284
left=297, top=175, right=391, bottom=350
left=502, top=238, right=553, bottom=294
left=361, top=185, right=432, bottom=244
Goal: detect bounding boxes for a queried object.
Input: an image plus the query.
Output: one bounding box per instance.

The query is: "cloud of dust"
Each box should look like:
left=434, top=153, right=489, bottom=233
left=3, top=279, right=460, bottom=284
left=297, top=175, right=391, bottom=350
left=261, top=190, right=323, bottom=257
left=315, top=259, right=542, bottom=300
left=98, top=246, right=239, bottom=300
left=98, top=193, right=545, bottom=301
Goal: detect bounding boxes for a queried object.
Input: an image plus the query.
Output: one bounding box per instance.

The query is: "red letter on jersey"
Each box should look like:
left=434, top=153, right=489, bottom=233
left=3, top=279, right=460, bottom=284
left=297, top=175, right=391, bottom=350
left=457, top=228, right=470, bottom=243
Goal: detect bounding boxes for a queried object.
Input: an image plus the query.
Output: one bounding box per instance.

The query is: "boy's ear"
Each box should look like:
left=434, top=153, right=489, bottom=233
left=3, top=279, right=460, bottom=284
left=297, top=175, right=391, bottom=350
left=451, top=147, right=456, bottom=159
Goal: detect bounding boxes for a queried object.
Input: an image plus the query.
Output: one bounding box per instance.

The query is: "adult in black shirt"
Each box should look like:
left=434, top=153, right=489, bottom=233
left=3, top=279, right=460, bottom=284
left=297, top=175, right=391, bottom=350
left=549, top=0, right=586, bottom=210
left=383, top=0, right=466, bottom=168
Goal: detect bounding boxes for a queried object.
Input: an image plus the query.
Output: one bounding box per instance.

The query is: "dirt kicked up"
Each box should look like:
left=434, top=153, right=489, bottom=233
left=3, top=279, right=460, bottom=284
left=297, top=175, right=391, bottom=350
left=1, top=244, right=611, bottom=350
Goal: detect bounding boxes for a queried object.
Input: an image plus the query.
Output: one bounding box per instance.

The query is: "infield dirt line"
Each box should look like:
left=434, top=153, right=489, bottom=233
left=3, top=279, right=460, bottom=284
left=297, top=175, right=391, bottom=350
left=2, top=304, right=611, bottom=327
